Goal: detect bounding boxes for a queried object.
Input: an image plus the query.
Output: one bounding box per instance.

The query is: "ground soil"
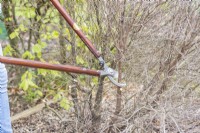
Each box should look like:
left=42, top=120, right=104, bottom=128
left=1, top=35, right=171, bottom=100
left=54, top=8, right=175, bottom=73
left=10, top=92, right=70, bottom=133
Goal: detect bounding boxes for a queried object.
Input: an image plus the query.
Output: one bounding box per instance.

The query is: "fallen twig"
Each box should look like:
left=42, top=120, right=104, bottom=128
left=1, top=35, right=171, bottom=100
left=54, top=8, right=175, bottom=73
left=11, top=100, right=54, bottom=122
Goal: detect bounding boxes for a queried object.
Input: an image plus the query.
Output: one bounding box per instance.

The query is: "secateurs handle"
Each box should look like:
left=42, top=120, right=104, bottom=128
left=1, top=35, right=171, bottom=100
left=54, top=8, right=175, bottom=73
left=50, top=0, right=101, bottom=59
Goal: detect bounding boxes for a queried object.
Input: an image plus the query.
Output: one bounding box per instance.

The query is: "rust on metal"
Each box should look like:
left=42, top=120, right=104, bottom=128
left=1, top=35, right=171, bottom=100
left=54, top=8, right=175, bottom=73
left=73, top=23, right=80, bottom=31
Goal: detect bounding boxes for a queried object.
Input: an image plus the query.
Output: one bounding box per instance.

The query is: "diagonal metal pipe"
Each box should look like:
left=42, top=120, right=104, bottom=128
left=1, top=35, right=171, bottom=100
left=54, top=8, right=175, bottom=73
left=50, top=0, right=101, bottom=59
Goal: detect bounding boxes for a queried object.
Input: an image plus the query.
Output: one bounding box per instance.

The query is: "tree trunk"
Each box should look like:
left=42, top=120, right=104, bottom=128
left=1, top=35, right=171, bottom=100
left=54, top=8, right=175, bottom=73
left=92, top=76, right=105, bottom=132
left=2, top=0, right=20, bottom=57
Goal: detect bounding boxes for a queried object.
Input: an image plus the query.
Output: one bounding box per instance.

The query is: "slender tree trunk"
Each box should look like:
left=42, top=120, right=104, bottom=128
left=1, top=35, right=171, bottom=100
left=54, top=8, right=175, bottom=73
left=92, top=76, right=105, bottom=132
left=91, top=1, right=106, bottom=131
left=59, top=15, right=67, bottom=63
left=64, top=0, right=80, bottom=122
left=2, top=0, right=20, bottom=57
left=70, top=25, right=80, bottom=122
left=108, top=1, right=126, bottom=132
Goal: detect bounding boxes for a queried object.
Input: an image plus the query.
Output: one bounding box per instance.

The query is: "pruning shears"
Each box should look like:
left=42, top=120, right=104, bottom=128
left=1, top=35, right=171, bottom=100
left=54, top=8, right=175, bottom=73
left=0, top=0, right=126, bottom=87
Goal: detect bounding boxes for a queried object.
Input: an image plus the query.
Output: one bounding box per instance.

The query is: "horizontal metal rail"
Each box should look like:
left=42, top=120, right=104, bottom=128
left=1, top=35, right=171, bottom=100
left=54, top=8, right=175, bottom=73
left=0, top=56, right=100, bottom=76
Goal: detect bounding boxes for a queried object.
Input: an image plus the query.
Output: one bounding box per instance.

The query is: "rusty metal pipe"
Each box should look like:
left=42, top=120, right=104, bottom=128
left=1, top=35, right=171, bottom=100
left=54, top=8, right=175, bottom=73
left=0, top=56, right=100, bottom=76
left=50, top=0, right=101, bottom=58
